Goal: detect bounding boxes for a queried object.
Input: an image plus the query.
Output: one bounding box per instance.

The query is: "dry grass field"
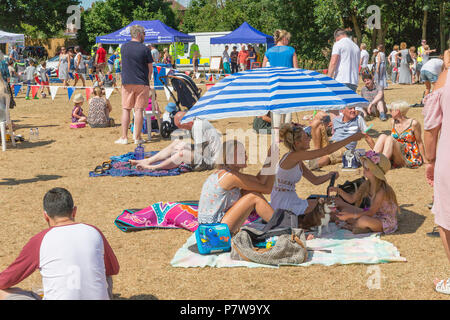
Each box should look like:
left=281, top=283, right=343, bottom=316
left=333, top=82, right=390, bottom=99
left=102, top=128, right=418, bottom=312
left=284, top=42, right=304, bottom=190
left=0, top=77, right=448, bottom=300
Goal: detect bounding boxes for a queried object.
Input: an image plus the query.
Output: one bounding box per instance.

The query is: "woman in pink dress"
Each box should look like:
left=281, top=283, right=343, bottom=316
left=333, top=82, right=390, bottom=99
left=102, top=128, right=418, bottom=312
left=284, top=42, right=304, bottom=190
left=422, top=49, right=450, bottom=295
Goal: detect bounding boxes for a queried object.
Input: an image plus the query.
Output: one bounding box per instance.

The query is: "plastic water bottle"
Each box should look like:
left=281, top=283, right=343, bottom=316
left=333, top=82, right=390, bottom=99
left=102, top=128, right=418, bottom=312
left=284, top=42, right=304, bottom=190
left=29, top=128, right=35, bottom=142
left=34, top=128, right=39, bottom=141
left=134, top=144, right=145, bottom=160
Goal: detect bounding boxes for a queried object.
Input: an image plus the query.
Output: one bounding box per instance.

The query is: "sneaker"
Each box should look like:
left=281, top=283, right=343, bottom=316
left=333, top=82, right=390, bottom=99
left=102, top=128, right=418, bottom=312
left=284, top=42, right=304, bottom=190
left=435, top=278, right=450, bottom=295
left=25, top=96, right=30, bottom=100
left=33, top=96, right=39, bottom=100
left=380, top=112, right=387, bottom=121
left=134, top=138, right=146, bottom=145
left=114, top=138, right=128, bottom=145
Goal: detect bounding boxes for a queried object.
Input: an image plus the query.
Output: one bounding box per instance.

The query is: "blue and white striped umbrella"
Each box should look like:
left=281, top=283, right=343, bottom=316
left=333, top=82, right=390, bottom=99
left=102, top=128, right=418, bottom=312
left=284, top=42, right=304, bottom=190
left=181, top=67, right=367, bottom=123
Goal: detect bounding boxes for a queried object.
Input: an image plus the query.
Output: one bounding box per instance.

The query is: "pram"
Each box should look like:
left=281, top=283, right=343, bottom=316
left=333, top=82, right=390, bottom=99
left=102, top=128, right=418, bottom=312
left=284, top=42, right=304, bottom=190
left=159, top=71, right=202, bottom=138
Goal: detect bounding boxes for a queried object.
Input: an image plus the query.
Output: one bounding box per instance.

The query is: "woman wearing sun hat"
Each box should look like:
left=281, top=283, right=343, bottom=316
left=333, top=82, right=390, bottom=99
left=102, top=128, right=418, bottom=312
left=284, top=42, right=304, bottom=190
left=329, top=151, right=400, bottom=234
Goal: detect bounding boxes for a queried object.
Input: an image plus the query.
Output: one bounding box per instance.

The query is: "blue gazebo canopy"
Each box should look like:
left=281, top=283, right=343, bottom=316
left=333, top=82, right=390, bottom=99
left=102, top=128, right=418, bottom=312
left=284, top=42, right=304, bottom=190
left=210, top=22, right=274, bottom=45
left=96, top=20, right=195, bottom=44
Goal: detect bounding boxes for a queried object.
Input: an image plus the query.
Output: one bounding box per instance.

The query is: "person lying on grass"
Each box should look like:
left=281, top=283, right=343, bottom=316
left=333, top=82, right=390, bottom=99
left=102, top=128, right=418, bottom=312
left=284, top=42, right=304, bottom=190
left=328, top=151, right=399, bottom=234
left=197, top=139, right=276, bottom=234
left=130, top=111, right=221, bottom=171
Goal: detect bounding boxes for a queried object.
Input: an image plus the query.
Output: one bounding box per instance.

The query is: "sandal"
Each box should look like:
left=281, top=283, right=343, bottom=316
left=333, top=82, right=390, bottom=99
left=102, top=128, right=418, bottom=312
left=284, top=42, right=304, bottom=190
left=102, top=161, right=112, bottom=170
left=94, top=166, right=105, bottom=174
left=426, top=226, right=440, bottom=238
left=435, top=278, right=450, bottom=295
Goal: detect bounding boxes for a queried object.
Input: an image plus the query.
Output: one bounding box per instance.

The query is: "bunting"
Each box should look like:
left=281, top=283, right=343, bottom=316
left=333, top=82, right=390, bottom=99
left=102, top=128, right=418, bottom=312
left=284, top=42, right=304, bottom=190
left=85, top=87, right=93, bottom=101
left=67, top=87, right=75, bottom=101
left=13, top=85, right=21, bottom=97
left=105, top=87, right=114, bottom=100
left=50, top=86, right=59, bottom=100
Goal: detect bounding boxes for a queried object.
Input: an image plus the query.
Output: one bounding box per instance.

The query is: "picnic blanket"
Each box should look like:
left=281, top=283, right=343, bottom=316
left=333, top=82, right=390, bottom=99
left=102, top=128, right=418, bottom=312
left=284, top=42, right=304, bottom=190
left=114, top=201, right=260, bottom=232
left=89, top=152, right=192, bottom=177
left=170, top=222, right=407, bottom=268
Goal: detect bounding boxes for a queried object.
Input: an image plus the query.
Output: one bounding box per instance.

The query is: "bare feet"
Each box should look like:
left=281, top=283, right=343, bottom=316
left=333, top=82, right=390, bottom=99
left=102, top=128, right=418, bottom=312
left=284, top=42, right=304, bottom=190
left=136, top=163, right=156, bottom=171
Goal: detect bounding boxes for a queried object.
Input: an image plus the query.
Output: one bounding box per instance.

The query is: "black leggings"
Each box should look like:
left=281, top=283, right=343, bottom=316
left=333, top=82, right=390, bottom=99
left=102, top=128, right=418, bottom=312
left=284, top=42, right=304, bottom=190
left=231, top=62, right=239, bottom=74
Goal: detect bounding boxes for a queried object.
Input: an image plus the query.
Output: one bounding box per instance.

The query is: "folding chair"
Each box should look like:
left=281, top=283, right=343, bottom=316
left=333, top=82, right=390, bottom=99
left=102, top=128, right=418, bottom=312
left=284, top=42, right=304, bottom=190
left=0, top=92, right=16, bottom=151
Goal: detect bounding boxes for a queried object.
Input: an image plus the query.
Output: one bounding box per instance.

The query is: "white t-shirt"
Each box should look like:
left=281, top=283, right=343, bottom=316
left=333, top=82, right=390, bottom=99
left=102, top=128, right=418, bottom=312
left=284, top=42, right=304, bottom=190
left=332, top=37, right=361, bottom=86
left=421, top=59, right=444, bottom=76
left=360, top=49, right=369, bottom=68
left=388, top=50, right=397, bottom=64
left=192, top=119, right=222, bottom=165
left=0, top=223, right=119, bottom=300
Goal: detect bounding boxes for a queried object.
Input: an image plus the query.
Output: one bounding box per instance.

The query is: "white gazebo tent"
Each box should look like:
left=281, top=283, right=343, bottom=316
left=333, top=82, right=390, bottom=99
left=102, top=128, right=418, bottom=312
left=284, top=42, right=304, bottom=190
left=0, top=30, right=25, bottom=44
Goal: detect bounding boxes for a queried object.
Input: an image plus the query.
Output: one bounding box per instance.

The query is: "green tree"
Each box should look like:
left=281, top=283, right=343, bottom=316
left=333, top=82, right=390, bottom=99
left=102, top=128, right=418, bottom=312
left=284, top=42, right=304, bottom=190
left=0, top=0, right=80, bottom=37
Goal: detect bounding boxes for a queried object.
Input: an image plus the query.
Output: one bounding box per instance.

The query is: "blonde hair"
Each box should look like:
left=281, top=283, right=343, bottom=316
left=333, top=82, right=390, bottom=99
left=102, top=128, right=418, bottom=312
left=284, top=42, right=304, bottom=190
left=93, top=86, right=103, bottom=97
left=388, top=100, right=410, bottom=116
left=360, top=43, right=367, bottom=49
left=400, top=42, right=407, bottom=50
left=216, top=140, right=246, bottom=170
left=130, top=25, right=145, bottom=39
left=274, top=29, right=291, bottom=44
left=279, top=124, right=303, bottom=152
left=424, top=44, right=430, bottom=50
left=393, top=45, right=399, bottom=51
left=354, top=178, right=399, bottom=211
left=409, top=46, right=416, bottom=53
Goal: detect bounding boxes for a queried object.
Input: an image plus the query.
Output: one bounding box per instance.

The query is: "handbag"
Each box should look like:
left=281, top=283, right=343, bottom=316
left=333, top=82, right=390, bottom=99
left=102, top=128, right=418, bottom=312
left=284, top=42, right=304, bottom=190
left=337, top=177, right=370, bottom=208
left=342, top=149, right=362, bottom=169
left=230, top=209, right=308, bottom=265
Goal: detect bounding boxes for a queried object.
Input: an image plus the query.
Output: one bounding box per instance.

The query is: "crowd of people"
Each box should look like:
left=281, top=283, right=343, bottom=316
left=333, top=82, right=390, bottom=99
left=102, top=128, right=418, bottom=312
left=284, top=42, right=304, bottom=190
left=0, top=23, right=449, bottom=299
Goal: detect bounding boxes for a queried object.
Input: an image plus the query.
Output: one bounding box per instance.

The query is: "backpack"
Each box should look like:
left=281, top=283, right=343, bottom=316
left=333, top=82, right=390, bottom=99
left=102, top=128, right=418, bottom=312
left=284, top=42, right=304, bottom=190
left=406, top=52, right=413, bottom=65
left=230, top=209, right=308, bottom=265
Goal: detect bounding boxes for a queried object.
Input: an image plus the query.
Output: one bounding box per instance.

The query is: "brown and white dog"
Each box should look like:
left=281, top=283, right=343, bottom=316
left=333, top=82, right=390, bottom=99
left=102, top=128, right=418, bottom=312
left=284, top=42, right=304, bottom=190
left=298, top=197, right=337, bottom=236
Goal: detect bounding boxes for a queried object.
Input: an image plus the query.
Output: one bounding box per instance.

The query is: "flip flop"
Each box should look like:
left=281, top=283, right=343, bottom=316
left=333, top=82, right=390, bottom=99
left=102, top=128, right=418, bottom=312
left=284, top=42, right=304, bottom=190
left=102, top=162, right=112, bottom=170
left=94, top=166, right=105, bottom=174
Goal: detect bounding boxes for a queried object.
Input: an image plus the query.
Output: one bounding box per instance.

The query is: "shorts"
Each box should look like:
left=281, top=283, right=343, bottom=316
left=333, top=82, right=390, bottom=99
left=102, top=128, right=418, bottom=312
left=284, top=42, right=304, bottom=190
left=121, top=84, right=150, bottom=110
left=328, top=148, right=346, bottom=165
left=420, top=70, right=438, bottom=83
left=4, top=289, right=42, bottom=300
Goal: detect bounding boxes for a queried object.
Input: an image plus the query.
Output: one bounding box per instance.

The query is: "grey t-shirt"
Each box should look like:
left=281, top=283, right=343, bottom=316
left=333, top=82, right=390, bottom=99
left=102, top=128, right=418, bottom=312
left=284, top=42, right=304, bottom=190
left=361, top=83, right=381, bottom=103
left=331, top=114, right=368, bottom=150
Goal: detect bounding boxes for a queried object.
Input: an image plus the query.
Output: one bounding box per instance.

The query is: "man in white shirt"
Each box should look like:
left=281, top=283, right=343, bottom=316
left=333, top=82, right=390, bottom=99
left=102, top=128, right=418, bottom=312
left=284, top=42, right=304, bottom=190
left=359, top=43, right=369, bottom=74
left=420, top=56, right=444, bottom=96
left=327, top=28, right=361, bottom=92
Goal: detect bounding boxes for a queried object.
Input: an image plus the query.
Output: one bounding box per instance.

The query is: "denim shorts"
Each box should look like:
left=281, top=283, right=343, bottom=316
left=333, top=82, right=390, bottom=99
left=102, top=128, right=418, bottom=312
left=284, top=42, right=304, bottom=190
left=420, top=70, right=438, bottom=83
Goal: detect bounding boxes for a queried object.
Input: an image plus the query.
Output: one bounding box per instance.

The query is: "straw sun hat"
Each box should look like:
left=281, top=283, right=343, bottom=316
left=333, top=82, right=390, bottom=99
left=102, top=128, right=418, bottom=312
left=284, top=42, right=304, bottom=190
left=360, top=151, right=391, bottom=181
left=73, top=93, right=84, bottom=104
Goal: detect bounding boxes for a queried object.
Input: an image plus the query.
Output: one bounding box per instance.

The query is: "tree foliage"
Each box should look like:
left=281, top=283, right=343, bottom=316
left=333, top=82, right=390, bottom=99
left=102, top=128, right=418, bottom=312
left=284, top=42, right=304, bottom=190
left=0, top=0, right=80, bottom=37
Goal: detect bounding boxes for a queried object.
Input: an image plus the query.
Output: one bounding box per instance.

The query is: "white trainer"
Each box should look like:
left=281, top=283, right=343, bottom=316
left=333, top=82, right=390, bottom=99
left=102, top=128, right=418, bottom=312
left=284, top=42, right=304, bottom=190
left=114, top=138, right=128, bottom=145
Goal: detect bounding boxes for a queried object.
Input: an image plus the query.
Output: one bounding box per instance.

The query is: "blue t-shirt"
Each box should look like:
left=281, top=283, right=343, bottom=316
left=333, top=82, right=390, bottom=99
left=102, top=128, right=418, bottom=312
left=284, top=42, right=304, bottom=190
left=121, top=41, right=154, bottom=85
left=331, top=115, right=368, bottom=150
left=108, top=54, right=116, bottom=65
left=264, top=46, right=295, bottom=68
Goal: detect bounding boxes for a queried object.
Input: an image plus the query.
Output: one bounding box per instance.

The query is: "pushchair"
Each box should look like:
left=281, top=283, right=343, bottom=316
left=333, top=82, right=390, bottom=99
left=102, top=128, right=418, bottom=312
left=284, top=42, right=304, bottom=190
left=159, top=71, right=202, bottom=138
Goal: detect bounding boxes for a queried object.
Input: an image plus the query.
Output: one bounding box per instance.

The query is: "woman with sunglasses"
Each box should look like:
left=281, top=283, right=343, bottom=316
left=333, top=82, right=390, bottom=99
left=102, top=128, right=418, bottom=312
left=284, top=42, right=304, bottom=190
left=57, top=47, right=70, bottom=87
left=270, top=123, right=364, bottom=217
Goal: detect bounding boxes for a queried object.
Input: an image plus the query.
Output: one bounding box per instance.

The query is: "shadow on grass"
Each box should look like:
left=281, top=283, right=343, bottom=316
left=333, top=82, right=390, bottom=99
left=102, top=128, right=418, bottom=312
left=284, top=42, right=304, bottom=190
left=113, top=293, right=159, bottom=300
left=0, top=174, right=63, bottom=186
left=395, top=204, right=427, bottom=235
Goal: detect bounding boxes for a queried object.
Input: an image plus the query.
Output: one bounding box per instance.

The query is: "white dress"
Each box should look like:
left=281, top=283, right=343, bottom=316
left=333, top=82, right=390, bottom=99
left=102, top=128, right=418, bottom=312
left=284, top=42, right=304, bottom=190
left=270, top=153, right=309, bottom=216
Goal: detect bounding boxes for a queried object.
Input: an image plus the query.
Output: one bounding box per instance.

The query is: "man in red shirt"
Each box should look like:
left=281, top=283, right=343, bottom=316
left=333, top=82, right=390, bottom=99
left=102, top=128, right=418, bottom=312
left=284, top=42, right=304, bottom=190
left=238, top=45, right=249, bottom=71
left=0, top=188, right=120, bottom=300
left=95, top=43, right=107, bottom=73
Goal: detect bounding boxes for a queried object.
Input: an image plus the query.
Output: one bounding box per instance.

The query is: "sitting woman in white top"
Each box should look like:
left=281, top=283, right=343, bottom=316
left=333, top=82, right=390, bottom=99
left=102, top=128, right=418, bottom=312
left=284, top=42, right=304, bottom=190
left=198, top=140, right=275, bottom=234
left=270, top=124, right=364, bottom=217
left=130, top=111, right=222, bottom=171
